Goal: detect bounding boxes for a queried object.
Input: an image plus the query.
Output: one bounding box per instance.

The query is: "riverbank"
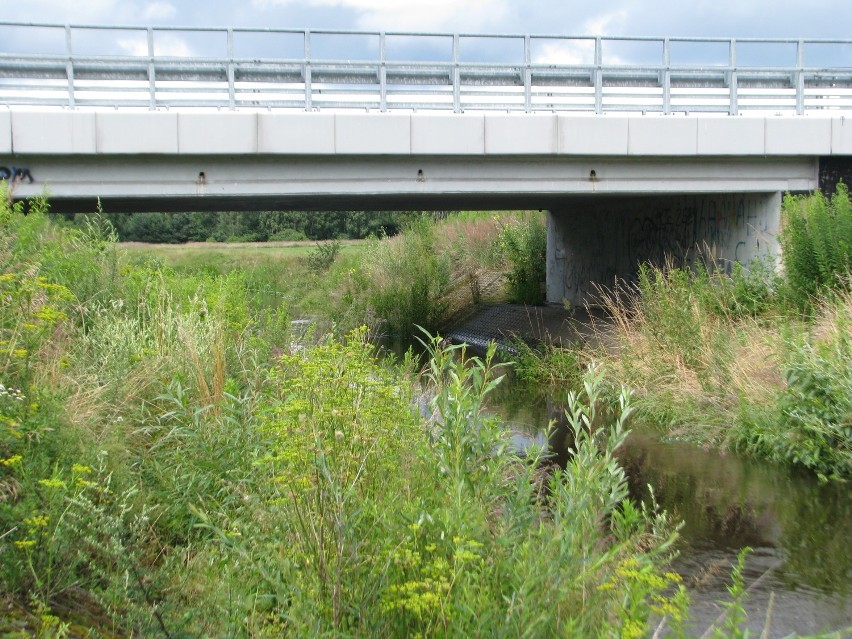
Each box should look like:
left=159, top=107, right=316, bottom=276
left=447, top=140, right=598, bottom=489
left=3, top=190, right=849, bottom=635
left=0, top=196, right=690, bottom=636
left=485, top=379, right=851, bottom=638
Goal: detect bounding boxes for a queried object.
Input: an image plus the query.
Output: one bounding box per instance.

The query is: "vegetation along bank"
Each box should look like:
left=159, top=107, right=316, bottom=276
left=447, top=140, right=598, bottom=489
left=0, top=186, right=848, bottom=635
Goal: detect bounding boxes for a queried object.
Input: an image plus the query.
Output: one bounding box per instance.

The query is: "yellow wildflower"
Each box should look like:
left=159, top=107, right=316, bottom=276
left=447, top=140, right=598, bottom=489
left=37, top=478, right=66, bottom=489
left=23, top=515, right=49, bottom=529
left=0, top=454, right=22, bottom=466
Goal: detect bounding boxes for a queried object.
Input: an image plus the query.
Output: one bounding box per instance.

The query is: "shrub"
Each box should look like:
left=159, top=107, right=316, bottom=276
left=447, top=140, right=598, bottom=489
left=306, top=239, right=342, bottom=271
left=269, top=228, right=308, bottom=241
left=496, top=212, right=547, bottom=305
left=780, top=183, right=852, bottom=307
left=358, top=219, right=451, bottom=337
left=738, top=291, right=852, bottom=479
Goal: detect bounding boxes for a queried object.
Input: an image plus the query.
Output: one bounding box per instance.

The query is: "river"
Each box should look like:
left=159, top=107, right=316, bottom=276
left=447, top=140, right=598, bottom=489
left=489, top=381, right=852, bottom=638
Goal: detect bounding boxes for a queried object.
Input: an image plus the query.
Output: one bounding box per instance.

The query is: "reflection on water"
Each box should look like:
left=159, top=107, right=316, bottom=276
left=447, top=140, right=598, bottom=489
left=488, top=382, right=852, bottom=638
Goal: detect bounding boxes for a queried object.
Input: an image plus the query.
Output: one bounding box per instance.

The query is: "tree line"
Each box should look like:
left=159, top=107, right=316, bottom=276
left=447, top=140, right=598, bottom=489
left=55, top=210, right=425, bottom=243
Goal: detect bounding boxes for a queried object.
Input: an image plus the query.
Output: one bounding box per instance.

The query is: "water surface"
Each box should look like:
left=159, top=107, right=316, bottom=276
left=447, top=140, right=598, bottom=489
left=489, top=382, right=852, bottom=638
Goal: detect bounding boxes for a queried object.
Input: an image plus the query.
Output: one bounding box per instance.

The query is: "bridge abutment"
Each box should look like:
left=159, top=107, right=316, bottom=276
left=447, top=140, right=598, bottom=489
left=546, top=192, right=781, bottom=306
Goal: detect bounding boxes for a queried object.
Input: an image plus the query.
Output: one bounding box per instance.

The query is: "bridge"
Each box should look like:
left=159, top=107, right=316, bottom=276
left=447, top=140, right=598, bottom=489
left=2, top=23, right=852, bottom=304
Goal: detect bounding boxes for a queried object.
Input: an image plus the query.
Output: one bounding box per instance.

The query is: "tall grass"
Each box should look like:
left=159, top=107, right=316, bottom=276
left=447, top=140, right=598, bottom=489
left=584, top=258, right=783, bottom=439
left=0, top=193, right=700, bottom=635
left=738, top=289, right=852, bottom=479
left=342, top=210, right=547, bottom=340
left=355, top=218, right=452, bottom=337
left=524, top=194, right=852, bottom=479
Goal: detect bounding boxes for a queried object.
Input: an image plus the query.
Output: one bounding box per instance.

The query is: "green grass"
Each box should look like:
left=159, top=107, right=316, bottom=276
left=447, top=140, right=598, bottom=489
left=526, top=251, right=851, bottom=479
left=0, top=194, right=696, bottom=637
left=3, top=192, right=845, bottom=636
left=121, top=238, right=367, bottom=265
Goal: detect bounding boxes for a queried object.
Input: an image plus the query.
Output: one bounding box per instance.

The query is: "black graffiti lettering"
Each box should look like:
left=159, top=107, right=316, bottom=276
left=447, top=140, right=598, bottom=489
left=0, top=166, right=34, bottom=184
left=13, top=167, right=34, bottom=183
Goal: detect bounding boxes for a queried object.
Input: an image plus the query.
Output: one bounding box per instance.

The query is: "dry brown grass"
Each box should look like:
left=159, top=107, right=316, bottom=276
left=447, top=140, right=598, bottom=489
left=811, top=286, right=852, bottom=344
left=581, top=278, right=785, bottom=439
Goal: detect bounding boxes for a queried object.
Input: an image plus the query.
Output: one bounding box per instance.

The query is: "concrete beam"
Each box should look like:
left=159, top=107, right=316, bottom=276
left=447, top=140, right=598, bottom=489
left=335, top=113, right=411, bottom=154
left=832, top=117, right=852, bottom=155
left=5, top=108, right=852, bottom=161
left=765, top=117, right=833, bottom=155
left=258, top=112, right=335, bottom=154
left=178, top=112, right=257, bottom=154
left=96, top=111, right=178, bottom=154
left=629, top=116, right=698, bottom=155
left=11, top=109, right=96, bottom=155
left=558, top=115, right=629, bottom=155
left=0, top=107, right=10, bottom=154
left=485, top=114, right=557, bottom=154
left=697, top=117, right=765, bottom=155
left=411, top=114, right=485, bottom=154
left=7, top=155, right=818, bottom=209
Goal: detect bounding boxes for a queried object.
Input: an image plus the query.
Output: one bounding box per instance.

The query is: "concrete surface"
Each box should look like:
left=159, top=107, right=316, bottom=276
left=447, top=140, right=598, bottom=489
left=5, top=108, right=852, bottom=159
left=446, top=304, right=591, bottom=355
left=546, top=192, right=782, bottom=306
left=258, top=112, right=336, bottom=154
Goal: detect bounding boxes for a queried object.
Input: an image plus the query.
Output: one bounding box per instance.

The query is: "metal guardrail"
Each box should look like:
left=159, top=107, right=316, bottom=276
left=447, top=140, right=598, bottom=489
left=1, top=22, right=851, bottom=114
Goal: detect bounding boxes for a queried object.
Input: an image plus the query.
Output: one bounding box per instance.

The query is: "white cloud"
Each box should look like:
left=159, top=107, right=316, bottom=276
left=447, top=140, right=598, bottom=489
left=531, top=10, right=628, bottom=65
left=532, top=40, right=595, bottom=65
left=142, top=1, right=178, bottom=21
left=252, top=0, right=510, bottom=31
left=117, top=33, right=195, bottom=57
left=4, top=0, right=120, bottom=24
left=582, top=9, right=628, bottom=37
left=116, top=36, right=149, bottom=57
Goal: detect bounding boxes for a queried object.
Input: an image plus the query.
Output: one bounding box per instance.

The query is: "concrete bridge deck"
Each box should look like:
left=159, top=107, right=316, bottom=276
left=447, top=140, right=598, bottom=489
left=1, top=107, right=847, bottom=212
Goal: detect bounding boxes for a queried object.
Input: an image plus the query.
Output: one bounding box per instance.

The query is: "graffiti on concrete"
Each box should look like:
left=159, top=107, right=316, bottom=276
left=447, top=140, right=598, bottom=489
left=624, top=196, right=767, bottom=269
left=0, top=166, right=34, bottom=183
left=550, top=193, right=778, bottom=305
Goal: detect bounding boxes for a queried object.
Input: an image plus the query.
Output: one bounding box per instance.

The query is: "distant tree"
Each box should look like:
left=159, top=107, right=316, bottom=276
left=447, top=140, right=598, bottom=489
left=64, top=209, right=427, bottom=243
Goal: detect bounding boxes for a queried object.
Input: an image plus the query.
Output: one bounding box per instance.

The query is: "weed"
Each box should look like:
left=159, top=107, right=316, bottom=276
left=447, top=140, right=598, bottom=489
left=496, top=212, right=547, bottom=305
left=781, top=183, right=852, bottom=307
left=306, top=239, right=342, bottom=272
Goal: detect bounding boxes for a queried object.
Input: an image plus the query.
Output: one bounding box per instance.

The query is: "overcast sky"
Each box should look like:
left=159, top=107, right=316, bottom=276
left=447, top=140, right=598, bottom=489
left=2, top=0, right=851, bottom=65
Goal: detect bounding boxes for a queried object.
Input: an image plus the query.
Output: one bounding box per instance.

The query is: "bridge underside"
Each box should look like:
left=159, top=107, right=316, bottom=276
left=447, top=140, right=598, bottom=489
left=9, top=155, right=817, bottom=214
left=6, top=155, right=812, bottom=309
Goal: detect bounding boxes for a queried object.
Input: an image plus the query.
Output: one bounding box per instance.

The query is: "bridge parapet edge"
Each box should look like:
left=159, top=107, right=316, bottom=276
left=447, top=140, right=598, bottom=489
left=2, top=107, right=852, bottom=158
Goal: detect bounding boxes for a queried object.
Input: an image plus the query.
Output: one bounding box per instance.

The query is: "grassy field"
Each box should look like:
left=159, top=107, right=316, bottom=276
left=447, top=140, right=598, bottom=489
left=119, top=240, right=370, bottom=328
left=121, top=239, right=367, bottom=266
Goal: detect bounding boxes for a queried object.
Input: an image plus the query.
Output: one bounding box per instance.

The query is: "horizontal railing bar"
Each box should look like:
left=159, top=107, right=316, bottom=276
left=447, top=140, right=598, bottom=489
left=4, top=22, right=852, bottom=46
left=2, top=22, right=851, bottom=114
left=5, top=57, right=851, bottom=77
left=2, top=23, right=852, bottom=49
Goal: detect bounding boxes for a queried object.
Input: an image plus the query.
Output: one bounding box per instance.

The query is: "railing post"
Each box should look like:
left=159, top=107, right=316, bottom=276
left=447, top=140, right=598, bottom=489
left=524, top=35, right=532, bottom=113
left=227, top=28, right=235, bottom=110
left=304, top=29, right=312, bottom=111
left=663, top=37, right=671, bottom=114
left=379, top=31, right=387, bottom=112
left=64, top=24, right=75, bottom=108
left=147, top=27, right=156, bottom=109
left=729, top=38, right=738, bottom=115
left=452, top=33, right=461, bottom=113
left=795, top=39, right=805, bottom=115
left=594, top=36, right=602, bottom=114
